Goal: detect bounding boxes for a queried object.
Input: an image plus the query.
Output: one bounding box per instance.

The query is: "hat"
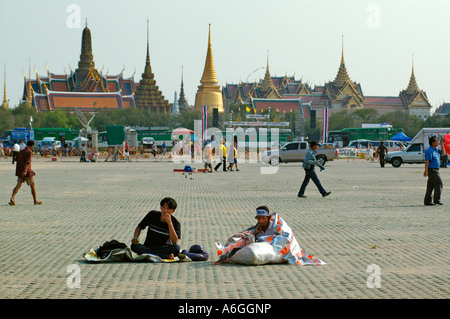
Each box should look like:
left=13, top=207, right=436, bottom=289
left=189, top=244, right=203, bottom=253
left=255, top=208, right=270, bottom=218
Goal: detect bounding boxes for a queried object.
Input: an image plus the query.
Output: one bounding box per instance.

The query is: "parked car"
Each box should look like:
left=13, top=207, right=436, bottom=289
left=261, top=141, right=338, bottom=166
left=385, top=128, right=450, bottom=167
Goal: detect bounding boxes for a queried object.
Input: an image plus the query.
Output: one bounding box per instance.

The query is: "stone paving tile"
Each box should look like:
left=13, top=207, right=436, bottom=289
left=0, top=157, right=448, bottom=299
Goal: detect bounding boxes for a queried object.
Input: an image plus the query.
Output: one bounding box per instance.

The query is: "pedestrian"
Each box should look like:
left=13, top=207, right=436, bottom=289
left=234, top=142, right=240, bottom=171
left=423, top=136, right=446, bottom=206
left=12, top=141, right=20, bottom=164
left=227, top=142, right=239, bottom=171
left=376, top=141, right=388, bottom=167
left=80, top=143, right=87, bottom=162
left=124, top=141, right=130, bottom=162
left=204, top=143, right=213, bottom=173
left=9, top=140, right=42, bottom=206
left=162, top=141, right=167, bottom=156
left=227, top=142, right=235, bottom=171
left=131, top=197, right=181, bottom=260
left=0, top=142, right=7, bottom=159
left=298, top=141, right=331, bottom=198
left=20, top=140, right=26, bottom=150
left=214, top=140, right=227, bottom=172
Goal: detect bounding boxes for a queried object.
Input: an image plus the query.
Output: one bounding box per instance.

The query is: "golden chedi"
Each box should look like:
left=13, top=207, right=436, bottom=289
left=195, top=24, right=224, bottom=112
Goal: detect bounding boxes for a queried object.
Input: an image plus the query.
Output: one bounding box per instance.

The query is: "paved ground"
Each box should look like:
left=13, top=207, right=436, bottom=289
left=0, top=155, right=448, bottom=299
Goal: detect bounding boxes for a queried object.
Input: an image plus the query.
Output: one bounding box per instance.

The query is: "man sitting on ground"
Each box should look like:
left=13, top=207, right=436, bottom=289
left=131, top=197, right=181, bottom=260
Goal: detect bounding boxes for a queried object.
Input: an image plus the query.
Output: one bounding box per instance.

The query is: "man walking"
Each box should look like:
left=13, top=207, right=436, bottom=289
left=9, top=140, right=42, bottom=206
left=377, top=141, right=388, bottom=167
left=12, top=141, right=20, bottom=164
left=214, top=140, right=227, bottom=172
left=423, top=136, right=446, bottom=206
left=298, top=141, right=331, bottom=198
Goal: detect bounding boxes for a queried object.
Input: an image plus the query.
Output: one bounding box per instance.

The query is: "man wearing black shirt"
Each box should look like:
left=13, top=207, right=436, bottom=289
left=377, top=141, right=388, bottom=167
left=131, top=197, right=181, bottom=259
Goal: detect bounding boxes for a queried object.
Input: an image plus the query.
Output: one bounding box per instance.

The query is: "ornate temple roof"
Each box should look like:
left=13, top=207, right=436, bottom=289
left=134, top=20, right=170, bottom=112
left=21, top=22, right=136, bottom=111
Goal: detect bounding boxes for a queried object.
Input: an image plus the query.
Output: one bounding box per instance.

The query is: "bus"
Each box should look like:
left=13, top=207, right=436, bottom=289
left=328, top=127, right=403, bottom=147
left=33, top=127, right=79, bottom=142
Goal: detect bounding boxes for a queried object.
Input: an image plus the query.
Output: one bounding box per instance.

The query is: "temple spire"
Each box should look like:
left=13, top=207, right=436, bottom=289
left=144, top=19, right=152, bottom=74
left=2, top=64, right=9, bottom=110
left=261, top=50, right=276, bottom=92
left=333, top=35, right=351, bottom=87
left=200, top=24, right=218, bottom=84
left=78, top=19, right=94, bottom=70
left=178, top=66, right=189, bottom=111
left=195, top=24, right=223, bottom=112
left=406, top=56, right=419, bottom=94
left=134, top=19, right=170, bottom=113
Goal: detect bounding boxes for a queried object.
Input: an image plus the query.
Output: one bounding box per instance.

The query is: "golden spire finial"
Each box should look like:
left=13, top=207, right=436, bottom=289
left=333, top=35, right=351, bottom=87
left=406, top=54, right=419, bottom=94
left=200, top=23, right=218, bottom=84
left=2, top=64, right=9, bottom=110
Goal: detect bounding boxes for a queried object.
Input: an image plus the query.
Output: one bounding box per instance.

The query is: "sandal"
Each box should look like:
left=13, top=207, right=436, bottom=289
left=34, top=201, right=43, bottom=205
left=8, top=200, right=15, bottom=206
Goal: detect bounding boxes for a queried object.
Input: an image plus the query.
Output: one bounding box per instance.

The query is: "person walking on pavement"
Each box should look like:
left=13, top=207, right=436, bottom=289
left=9, top=140, right=42, bottom=206
left=298, top=141, right=331, bottom=198
left=214, top=140, right=227, bottom=172
left=12, top=141, right=20, bottom=164
left=204, top=143, right=213, bottom=173
left=423, top=136, right=446, bottom=206
left=377, top=141, right=388, bottom=167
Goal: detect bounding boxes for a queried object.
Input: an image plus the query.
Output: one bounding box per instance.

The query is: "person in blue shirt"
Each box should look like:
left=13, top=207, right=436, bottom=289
left=423, top=136, right=446, bottom=205
left=298, top=141, right=331, bottom=198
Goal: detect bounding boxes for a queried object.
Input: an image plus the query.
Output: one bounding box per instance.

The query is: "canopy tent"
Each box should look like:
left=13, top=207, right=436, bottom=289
left=390, top=132, right=411, bottom=142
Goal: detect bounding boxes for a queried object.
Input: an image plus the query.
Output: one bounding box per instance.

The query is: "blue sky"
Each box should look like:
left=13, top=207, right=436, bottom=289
left=1, top=0, right=449, bottom=112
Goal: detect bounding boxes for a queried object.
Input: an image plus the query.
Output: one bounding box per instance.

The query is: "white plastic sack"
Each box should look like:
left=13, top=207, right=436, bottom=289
left=229, top=242, right=286, bottom=265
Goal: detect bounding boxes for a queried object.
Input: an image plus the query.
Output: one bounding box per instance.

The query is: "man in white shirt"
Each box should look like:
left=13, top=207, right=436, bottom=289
left=12, top=142, right=20, bottom=164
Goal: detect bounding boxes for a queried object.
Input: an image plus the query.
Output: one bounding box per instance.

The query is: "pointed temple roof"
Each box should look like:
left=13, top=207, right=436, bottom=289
left=405, top=61, right=419, bottom=94
left=2, top=64, right=9, bottom=110
left=333, top=40, right=351, bottom=88
left=194, top=24, right=223, bottom=112
left=178, top=66, right=189, bottom=111
left=399, top=60, right=431, bottom=109
left=21, top=23, right=136, bottom=112
left=260, top=51, right=277, bottom=93
left=199, top=24, right=218, bottom=85
left=134, top=20, right=171, bottom=113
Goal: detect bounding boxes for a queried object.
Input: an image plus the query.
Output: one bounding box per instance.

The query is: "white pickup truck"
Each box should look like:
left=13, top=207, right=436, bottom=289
left=260, top=141, right=338, bottom=166
left=385, top=128, right=450, bottom=167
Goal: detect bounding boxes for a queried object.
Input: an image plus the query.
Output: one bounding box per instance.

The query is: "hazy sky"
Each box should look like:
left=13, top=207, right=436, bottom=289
left=1, top=0, right=449, bottom=113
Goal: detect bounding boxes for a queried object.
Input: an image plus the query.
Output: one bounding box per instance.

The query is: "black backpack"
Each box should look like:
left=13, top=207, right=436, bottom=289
left=96, top=240, right=127, bottom=259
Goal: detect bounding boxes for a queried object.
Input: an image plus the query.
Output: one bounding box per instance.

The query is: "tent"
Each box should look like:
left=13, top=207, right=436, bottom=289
left=390, top=132, right=411, bottom=142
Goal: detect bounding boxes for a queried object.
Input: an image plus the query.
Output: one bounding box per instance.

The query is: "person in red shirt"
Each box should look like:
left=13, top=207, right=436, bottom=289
left=9, top=140, right=42, bottom=206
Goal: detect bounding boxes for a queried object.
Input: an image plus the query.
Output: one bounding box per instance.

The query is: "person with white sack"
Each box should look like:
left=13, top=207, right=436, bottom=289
left=215, top=206, right=326, bottom=266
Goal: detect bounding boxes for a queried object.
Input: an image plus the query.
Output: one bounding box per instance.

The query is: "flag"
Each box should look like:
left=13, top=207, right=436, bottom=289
left=322, top=107, right=329, bottom=143
left=202, top=105, right=208, bottom=143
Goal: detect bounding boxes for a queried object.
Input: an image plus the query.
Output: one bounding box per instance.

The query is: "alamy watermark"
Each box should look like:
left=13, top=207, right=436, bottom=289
left=366, top=264, right=381, bottom=288
left=66, top=264, right=81, bottom=289
left=66, top=4, right=81, bottom=29
left=366, top=4, right=381, bottom=29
